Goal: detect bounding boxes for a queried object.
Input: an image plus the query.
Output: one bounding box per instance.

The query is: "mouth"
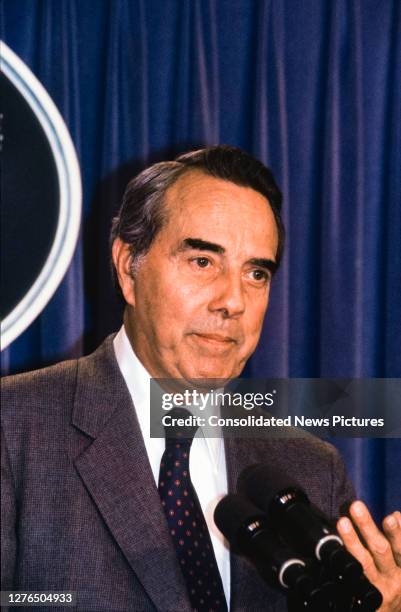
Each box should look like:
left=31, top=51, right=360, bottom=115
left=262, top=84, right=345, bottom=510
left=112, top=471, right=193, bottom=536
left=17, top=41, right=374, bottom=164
left=190, top=332, right=237, bottom=347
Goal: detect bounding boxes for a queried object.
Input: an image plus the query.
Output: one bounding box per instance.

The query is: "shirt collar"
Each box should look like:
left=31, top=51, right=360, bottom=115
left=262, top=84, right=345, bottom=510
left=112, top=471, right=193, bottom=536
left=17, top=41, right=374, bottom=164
left=113, top=325, right=223, bottom=472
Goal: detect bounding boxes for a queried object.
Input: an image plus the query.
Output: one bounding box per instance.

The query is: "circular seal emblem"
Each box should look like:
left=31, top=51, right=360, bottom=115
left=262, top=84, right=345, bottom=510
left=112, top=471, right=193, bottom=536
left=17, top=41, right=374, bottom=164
left=1, top=42, right=82, bottom=349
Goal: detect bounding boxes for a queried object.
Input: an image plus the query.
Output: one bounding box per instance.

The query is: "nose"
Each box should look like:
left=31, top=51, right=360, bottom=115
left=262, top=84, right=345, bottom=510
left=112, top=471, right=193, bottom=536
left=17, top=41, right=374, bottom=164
left=208, top=270, right=246, bottom=318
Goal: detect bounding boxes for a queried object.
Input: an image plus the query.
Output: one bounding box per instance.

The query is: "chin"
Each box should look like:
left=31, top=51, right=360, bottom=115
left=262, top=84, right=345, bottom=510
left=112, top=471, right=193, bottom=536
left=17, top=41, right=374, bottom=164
left=182, top=363, right=238, bottom=385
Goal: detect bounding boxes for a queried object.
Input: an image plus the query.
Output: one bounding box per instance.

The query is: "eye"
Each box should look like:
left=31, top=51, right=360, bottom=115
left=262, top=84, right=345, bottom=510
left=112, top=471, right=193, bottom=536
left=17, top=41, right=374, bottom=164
left=250, top=269, right=270, bottom=283
left=192, top=257, right=211, bottom=268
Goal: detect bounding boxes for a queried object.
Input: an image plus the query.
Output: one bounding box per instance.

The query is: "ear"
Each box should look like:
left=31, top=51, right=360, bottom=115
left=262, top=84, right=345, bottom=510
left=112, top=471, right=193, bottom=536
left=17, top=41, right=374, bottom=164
left=111, top=238, right=136, bottom=306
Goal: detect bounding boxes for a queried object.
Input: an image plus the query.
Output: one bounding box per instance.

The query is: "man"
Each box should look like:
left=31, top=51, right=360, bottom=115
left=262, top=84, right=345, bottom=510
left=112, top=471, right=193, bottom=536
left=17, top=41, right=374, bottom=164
left=2, top=146, right=400, bottom=611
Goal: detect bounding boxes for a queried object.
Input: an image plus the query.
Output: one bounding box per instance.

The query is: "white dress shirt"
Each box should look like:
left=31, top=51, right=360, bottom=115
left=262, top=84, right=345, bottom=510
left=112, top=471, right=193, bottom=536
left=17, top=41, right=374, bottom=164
left=113, top=326, right=230, bottom=606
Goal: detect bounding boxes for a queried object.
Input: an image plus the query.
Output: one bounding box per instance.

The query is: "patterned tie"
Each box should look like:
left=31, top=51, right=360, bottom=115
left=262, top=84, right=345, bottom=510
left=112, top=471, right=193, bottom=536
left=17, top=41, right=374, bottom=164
left=158, top=409, right=228, bottom=612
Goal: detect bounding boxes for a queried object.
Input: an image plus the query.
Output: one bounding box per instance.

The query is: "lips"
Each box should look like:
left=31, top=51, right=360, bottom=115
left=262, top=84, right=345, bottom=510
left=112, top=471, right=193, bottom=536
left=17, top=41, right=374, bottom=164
left=191, top=332, right=236, bottom=345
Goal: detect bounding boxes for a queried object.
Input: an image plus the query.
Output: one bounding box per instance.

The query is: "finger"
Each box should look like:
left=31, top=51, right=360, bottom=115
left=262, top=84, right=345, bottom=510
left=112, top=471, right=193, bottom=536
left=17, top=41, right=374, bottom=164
left=337, top=516, right=379, bottom=582
left=349, top=501, right=395, bottom=574
left=383, top=512, right=401, bottom=566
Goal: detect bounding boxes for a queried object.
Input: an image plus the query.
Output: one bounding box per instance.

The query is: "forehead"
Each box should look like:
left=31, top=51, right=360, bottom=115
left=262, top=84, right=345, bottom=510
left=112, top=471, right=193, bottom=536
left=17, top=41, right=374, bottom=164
left=161, top=170, right=278, bottom=258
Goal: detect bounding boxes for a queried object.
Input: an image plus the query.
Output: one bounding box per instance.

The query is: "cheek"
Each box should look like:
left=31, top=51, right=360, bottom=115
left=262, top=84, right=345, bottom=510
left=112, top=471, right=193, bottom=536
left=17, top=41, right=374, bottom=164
left=138, top=276, right=196, bottom=337
left=242, top=297, right=269, bottom=345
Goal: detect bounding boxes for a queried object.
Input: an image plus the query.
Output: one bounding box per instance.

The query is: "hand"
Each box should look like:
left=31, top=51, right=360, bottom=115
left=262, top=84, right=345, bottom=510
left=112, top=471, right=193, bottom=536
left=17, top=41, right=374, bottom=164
left=337, top=501, right=401, bottom=611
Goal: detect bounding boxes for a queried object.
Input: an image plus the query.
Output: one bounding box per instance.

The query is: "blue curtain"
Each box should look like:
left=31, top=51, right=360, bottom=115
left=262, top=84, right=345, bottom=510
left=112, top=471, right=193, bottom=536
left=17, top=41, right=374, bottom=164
left=2, top=0, right=400, bottom=517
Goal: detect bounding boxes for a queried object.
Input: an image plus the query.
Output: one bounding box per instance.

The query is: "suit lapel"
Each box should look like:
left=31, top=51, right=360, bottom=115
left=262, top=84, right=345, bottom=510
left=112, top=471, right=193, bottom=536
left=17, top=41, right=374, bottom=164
left=72, top=336, right=192, bottom=611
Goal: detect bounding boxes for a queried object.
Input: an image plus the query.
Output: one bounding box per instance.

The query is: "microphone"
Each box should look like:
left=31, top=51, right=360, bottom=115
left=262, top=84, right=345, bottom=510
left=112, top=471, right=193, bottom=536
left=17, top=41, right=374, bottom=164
left=238, top=464, right=364, bottom=587
left=214, top=493, right=336, bottom=610
left=352, top=575, right=384, bottom=611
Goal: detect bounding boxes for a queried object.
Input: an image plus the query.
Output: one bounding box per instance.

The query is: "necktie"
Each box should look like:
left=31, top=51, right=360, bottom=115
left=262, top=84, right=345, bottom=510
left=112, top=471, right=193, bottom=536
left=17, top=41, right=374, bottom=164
left=158, top=410, right=228, bottom=612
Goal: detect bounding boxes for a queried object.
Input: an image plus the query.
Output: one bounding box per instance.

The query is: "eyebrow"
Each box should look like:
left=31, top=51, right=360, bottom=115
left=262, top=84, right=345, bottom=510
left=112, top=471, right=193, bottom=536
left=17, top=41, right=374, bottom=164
left=178, top=238, right=278, bottom=274
left=178, top=238, right=225, bottom=254
left=248, top=258, right=278, bottom=275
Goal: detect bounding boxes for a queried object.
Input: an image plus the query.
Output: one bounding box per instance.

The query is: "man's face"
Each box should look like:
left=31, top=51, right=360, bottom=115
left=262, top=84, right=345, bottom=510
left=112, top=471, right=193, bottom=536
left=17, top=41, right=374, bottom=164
left=114, top=171, right=278, bottom=381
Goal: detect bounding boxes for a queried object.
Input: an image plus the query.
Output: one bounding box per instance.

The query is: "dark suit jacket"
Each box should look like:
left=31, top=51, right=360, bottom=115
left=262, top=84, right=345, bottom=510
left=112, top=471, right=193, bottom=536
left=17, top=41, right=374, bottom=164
left=1, top=335, right=354, bottom=611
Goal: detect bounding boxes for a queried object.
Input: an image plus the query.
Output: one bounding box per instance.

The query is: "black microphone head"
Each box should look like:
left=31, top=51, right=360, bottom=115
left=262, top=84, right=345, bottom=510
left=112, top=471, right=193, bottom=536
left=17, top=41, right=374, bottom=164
left=213, top=493, right=266, bottom=548
left=237, top=463, right=306, bottom=513
left=349, top=575, right=382, bottom=611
